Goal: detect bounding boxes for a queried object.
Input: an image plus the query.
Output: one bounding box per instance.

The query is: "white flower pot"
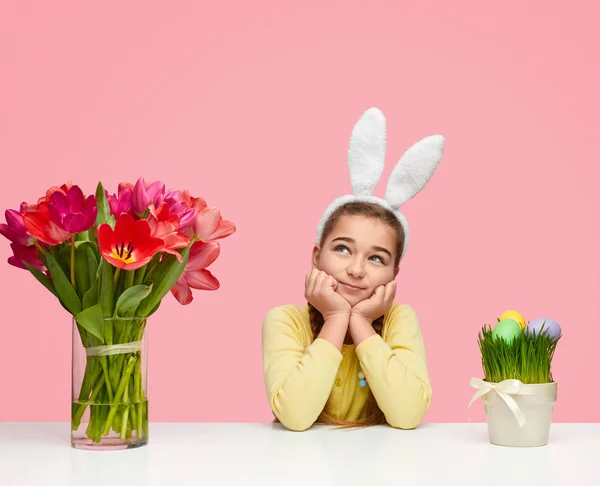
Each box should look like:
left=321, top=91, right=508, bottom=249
left=482, top=381, right=557, bottom=447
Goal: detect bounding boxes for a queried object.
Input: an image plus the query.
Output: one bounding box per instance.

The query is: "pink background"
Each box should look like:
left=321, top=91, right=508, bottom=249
left=0, top=1, right=598, bottom=423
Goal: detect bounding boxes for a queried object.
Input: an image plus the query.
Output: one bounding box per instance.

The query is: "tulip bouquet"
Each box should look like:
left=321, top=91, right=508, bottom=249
left=0, top=178, right=235, bottom=448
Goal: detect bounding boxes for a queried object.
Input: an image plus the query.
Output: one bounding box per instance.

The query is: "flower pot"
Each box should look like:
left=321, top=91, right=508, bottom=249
left=71, top=316, right=149, bottom=450
left=482, top=381, right=557, bottom=447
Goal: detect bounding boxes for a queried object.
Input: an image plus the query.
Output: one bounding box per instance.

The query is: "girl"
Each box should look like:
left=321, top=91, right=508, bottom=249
left=262, top=107, right=445, bottom=431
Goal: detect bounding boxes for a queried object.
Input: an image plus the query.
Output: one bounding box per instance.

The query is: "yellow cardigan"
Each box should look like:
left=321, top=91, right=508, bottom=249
left=262, top=302, right=432, bottom=431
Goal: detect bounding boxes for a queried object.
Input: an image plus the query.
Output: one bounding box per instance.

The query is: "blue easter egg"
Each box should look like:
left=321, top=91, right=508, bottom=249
left=359, top=379, right=367, bottom=388
left=525, top=318, right=561, bottom=340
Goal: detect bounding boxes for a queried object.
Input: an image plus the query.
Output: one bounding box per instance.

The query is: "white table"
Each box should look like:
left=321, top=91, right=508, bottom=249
left=0, top=423, right=598, bottom=485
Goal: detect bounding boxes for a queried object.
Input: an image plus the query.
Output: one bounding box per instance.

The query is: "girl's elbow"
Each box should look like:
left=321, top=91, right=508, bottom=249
left=386, top=412, right=425, bottom=430
left=386, top=388, right=431, bottom=430
left=270, top=396, right=318, bottom=431
left=276, top=412, right=316, bottom=431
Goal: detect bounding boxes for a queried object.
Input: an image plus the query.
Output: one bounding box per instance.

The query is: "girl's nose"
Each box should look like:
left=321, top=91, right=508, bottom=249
left=347, top=258, right=366, bottom=278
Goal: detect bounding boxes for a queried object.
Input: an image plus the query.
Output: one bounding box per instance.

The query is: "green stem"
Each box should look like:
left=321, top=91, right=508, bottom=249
left=72, top=358, right=101, bottom=428
left=95, top=388, right=108, bottom=443
left=99, top=356, right=114, bottom=401
left=134, top=358, right=142, bottom=436
left=102, top=355, right=137, bottom=436
left=113, top=267, right=121, bottom=285
left=77, top=358, right=97, bottom=401
left=124, top=269, right=134, bottom=290
left=120, top=383, right=130, bottom=439
left=143, top=401, right=149, bottom=437
left=70, top=236, right=76, bottom=287
left=72, top=372, right=106, bottom=430
left=133, top=266, right=147, bottom=285
left=130, top=390, right=138, bottom=429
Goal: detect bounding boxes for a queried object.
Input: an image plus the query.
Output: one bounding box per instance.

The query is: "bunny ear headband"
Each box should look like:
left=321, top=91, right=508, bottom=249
left=315, top=107, right=445, bottom=261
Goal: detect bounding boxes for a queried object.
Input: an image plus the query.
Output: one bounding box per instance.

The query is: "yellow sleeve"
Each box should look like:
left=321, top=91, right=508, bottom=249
left=355, top=303, right=432, bottom=429
left=262, top=305, right=343, bottom=431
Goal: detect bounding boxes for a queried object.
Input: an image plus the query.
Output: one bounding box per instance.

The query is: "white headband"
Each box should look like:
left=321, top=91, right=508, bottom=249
left=315, top=107, right=445, bottom=261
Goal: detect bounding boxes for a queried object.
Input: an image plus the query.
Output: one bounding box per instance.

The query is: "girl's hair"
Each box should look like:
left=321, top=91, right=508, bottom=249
left=271, top=202, right=405, bottom=429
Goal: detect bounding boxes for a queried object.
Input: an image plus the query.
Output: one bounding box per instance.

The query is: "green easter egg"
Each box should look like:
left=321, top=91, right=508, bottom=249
left=491, top=318, right=522, bottom=345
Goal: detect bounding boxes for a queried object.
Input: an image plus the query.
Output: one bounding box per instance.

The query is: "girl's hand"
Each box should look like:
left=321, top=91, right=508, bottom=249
left=305, top=269, right=351, bottom=320
left=351, top=281, right=397, bottom=323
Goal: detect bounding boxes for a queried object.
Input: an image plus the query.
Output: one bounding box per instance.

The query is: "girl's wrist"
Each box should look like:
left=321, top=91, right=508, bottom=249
left=349, top=313, right=373, bottom=327
left=323, top=311, right=350, bottom=324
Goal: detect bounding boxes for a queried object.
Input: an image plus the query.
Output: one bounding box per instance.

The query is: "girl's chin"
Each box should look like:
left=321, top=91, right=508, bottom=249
left=336, top=290, right=366, bottom=306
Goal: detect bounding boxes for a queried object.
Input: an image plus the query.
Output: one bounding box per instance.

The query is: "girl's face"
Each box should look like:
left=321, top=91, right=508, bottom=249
left=312, top=215, right=399, bottom=307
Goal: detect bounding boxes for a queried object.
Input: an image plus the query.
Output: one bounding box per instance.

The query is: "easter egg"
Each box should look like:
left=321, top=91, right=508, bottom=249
left=491, top=318, right=522, bottom=345
left=525, top=318, right=561, bottom=340
left=498, top=309, right=527, bottom=331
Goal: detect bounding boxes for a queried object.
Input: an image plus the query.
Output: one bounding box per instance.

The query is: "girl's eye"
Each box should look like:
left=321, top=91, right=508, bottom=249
left=334, top=245, right=349, bottom=253
left=370, top=255, right=385, bottom=264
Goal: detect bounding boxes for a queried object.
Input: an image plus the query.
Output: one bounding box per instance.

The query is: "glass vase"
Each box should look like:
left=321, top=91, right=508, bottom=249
left=71, top=316, right=149, bottom=450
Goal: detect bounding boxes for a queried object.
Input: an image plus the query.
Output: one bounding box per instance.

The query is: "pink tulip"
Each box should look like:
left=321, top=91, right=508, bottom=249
left=193, top=206, right=236, bottom=241
left=147, top=203, right=190, bottom=262
left=48, top=185, right=97, bottom=234
left=132, top=177, right=165, bottom=215
left=163, top=195, right=196, bottom=230
left=0, top=209, right=34, bottom=246
left=108, top=185, right=134, bottom=218
left=171, top=240, right=220, bottom=305
left=8, top=242, right=45, bottom=271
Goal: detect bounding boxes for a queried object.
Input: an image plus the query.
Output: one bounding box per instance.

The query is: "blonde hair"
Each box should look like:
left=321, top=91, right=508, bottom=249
left=274, top=201, right=405, bottom=429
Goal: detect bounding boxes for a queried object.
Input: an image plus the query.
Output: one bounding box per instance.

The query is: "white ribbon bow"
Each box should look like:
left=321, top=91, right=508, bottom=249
left=468, top=377, right=527, bottom=428
left=86, top=341, right=142, bottom=357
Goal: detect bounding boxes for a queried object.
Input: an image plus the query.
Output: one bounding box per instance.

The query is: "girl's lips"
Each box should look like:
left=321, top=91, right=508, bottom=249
left=340, top=282, right=364, bottom=292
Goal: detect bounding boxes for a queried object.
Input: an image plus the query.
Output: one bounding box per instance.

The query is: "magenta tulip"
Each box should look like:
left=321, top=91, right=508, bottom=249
left=48, top=185, right=97, bottom=234
left=0, top=209, right=34, bottom=246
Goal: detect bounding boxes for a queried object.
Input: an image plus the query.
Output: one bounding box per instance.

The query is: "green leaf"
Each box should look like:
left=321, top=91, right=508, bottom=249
left=86, top=246, right=98, bottom=288
left=137, top=247, right=190, bottom=316
left=23, top=262, right=57, bottom=297
left=95, top=181, right=111, bottom=227
left=83, top=282, right=99, bottom=308
left=76, top=230, right=91, bottom=242
left=97, top=259, right=115, bottom=317
left=57, top=245, right=72, bottom=278
left=147, top=300, right=161, bottom=317
left=75, top=304, right=105, bottom=343
left=45, top=251, right=82, bottom=315
left=74, top=243, right=91, bottom=298
left=115, top=284, right=153, bottom=317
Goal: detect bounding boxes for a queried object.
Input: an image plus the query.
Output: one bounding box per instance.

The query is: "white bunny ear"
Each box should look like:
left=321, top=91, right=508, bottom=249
left=347, top=107, right=386, bottom=196
left=384, top=134, right=444, bottom=208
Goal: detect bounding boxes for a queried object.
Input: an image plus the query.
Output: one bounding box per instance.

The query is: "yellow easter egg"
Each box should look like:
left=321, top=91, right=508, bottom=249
left=498, top=309, right=526, bottom=331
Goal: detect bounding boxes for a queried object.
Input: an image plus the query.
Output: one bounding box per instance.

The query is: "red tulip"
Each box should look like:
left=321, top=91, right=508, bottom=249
left=171, top=240, right=220, bottom=305
left=22, top=200, right=71, bottom=245
left=98, top=213, right=165, bottom=270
